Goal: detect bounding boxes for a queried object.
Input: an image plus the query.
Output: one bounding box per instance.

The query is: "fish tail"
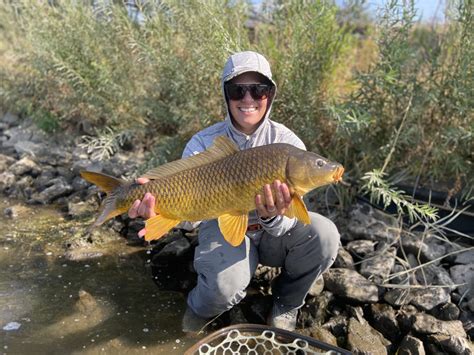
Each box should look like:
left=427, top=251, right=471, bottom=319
left=80, top=171, right=129, bottom=226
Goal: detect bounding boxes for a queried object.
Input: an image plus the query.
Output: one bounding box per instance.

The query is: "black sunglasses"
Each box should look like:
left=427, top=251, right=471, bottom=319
left=225, top=84, right=273, bottom=101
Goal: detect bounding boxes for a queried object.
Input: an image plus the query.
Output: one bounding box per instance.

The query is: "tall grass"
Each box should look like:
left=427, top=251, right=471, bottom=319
left=326, top=0, right=473, bottom=218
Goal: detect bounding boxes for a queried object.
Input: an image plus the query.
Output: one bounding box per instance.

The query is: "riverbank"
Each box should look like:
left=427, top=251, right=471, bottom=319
left=0, top=112, right=472, bottom=354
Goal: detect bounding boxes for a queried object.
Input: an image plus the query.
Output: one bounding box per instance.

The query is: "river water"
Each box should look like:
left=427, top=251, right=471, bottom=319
left=0, top=198, right=195, bottom=354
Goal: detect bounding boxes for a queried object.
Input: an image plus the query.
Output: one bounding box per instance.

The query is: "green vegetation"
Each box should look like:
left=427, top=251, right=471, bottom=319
left=0, top=0, right=472, bottom=221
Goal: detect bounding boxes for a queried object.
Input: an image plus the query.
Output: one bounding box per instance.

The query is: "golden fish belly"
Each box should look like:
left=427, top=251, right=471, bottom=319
left=148, top=145, right=289, bottom=221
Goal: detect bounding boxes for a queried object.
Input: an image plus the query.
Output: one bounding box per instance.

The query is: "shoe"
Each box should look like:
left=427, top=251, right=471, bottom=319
left=182, top=306, right=209, bottom=334
left=268, top=303, right=298, bottom=331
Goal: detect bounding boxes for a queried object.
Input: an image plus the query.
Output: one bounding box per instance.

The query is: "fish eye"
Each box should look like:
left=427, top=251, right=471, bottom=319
left=316, top=159, right=325, bottom=167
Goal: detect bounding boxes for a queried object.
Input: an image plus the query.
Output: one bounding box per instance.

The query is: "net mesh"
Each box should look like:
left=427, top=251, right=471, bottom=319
left=196, top=329, right=339, bottom=355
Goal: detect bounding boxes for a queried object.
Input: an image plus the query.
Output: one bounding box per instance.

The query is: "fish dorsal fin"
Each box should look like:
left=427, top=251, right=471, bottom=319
left=142, top=136, right=239, bottom=180
left=284, top=194, right=311, bottom=224
left=144, top=215, right=181, bottom=241
left=218, top=213, right=248, bottom=247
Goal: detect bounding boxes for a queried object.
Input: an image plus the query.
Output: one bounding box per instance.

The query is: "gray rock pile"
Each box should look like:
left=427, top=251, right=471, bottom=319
left=1, top=112, right=472, bottom=354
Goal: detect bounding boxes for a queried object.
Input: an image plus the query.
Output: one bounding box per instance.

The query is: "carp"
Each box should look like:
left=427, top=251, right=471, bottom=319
left=81, top=136, right=344, bottom=246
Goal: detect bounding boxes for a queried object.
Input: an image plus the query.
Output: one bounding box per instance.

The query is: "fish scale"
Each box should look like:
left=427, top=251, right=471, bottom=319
left=130, top=144, right=290, bottom=221
left=81, top=136, right=343, bottom=246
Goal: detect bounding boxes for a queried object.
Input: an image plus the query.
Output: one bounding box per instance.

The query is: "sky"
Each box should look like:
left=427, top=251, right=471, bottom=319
left=337, top=0, right=447, bottom=23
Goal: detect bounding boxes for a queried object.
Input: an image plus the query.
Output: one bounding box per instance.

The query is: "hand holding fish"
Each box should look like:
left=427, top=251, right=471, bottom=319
left=128, top=177, right=155, bottom=238
left=255, top=180, right=292, bottom=219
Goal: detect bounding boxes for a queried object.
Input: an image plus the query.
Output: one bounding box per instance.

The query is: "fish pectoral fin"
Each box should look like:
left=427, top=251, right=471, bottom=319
left=285, top=194, right=311, bottom=224
left=218, top=213, right=248, bottom=247
left=144, top=215, right=180, bottom=241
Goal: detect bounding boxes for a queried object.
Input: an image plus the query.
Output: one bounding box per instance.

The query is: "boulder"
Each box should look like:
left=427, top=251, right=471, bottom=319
left=429, top=302, right=460, bottom=321
left=347, top=317, right=390, bottom=355
left=346, top=202, right=400, bottom=243
left=410, top=287, right=451, bottom=311
left=427, top=334, right=473, bottom=355
left=0, top=172, right=15, bottom=192
left=310, top=328, right=338, bottom=347
left=450, top=264, right=474, bottom=300
left=412, top=313, right=466, bottom=337
left=369, top=303, right=400, bottom=342
left=333, top=247, right=355, bottom=269
left=346, top=240, right=376, bottom=259
left=298, top=291, right=334, bottom=327
left=8, top=156, right=41, bottom=177
left=30, top=176, right=73, bottom=204
left=0, top=153, right=15, bottom=171
left=401, top=233, right=447, bottom=262
left=322, top=315, right=348, bottom=338
left=154, top=236, right=191, bottom=258
left=308, top=276, right=324, bottom=297
left=454, top=248, right=474, bottom=265
left=323, top=268, right=379, bottom=303
left=397, top=335, right=425, bottom=355
left=360, top=246, right=396, bottom=284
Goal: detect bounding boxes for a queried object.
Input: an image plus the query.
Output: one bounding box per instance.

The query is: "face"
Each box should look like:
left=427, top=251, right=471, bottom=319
left=227, top=72, right=269, bottom=135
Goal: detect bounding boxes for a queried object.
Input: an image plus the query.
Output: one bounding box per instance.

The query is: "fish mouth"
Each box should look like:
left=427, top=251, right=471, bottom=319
left=333, top=166, right=344, bottom=182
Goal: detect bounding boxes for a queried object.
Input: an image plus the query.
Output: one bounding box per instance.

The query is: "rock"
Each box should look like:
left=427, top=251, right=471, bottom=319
left=401, top=232, right=447, bottom=262
left=0, top=153, right=15, bottom=171
left=0, top=171, right=15, bottom=192
left=450, top=264, right=474, bottom=300
left=33, top=168, right=57, bottom=189
left=397, top=335, right=425, bottom=355
left=333, top=247, right=355, bottom=269
left=299, top=291, right=334, bottom=327
left=410, top=287, right=451, bottom=311
left=384, top=288, right=412, bottom=307
left=75, top=289, right=98, bottom=315
left=310, top=328, right=338, bottom=347
left=429, top=302, right=460, bottom=321
left=229, top=305, right=248, bottom=325
left=254, top=265, right=281, bottom=283
left=324, top=268, right=379, bottom=303
left=469, top=298, right=474, bottom=313
left=415, top=263, right=456, bottom=291
left=30, top=176, right=73, bottom=204
left=346, top=202, right=400, bottom=243
left=67, top=200, right=95, bottom=218
left=2, top=112, right=20, bottom=126
left=308, top=276, right=324, bottom=297
left=154, top=236, right=191, bottom=258
left=369, top=303, right=400, bottom=342
left=346, top=240, right=376, bottom=259
left=454, top=249, right=474, bottom=265
left=460, top=310, right=474, bottom=339
left=71, top=175, right=90, bottom=192
left=412, top=313, right=467, bottom=337
left=360, top=246, right=396, bottom=284
left=322, top=315, right=348, bottom=338
left=347, top=317, right=390, bottom=355
left=71, top=159, right=103, bottom=176
left=396, top=305, right=418, bottom=333
left=3, top=205, right=29, bottom=219
left=35, top=146, right=72, bottom=166
left=8, top=156, right=41, bottom=176
left=14, top=141, right=43, bottom=156
left=427, top=334, right=473, bottom=355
